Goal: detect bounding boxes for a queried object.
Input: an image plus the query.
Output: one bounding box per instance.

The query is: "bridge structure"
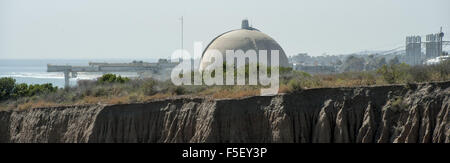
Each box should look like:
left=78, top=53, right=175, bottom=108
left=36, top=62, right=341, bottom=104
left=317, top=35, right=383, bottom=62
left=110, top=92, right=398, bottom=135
left=47, top=59, right=178, bottom=88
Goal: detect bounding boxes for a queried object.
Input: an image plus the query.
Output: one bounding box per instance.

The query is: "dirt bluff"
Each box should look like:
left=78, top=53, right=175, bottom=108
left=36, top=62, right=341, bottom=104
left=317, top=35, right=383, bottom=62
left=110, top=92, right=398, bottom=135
left=0, top=82, right=448, bottom=143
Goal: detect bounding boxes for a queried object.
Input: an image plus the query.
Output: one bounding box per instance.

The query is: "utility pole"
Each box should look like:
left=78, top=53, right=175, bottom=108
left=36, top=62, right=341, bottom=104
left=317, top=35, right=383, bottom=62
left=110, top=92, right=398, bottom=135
left=439, top=27, right=443, bottom=56
left=181, top=16, right=183, bottom=51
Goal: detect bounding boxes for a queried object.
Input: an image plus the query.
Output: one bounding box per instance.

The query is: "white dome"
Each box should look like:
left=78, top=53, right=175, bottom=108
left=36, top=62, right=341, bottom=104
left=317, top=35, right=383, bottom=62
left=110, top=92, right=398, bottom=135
left=199, top=20, right=290, bottom=70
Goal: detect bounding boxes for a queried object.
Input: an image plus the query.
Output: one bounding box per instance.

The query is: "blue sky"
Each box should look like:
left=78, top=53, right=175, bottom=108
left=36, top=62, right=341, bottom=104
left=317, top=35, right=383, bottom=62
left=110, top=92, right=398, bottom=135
left=1, top=0, right=449, bottom=59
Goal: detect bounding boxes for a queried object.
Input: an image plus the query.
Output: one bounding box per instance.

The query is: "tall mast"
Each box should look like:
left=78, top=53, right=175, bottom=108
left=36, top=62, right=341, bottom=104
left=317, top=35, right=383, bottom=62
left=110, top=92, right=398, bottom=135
left=181, top=16, right=183, bottom=51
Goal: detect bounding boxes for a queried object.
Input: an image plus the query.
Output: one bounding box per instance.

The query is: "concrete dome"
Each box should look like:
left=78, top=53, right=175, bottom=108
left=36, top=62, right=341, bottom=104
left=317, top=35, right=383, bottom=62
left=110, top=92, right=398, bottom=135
left=199, top=20, right=290, bottom=70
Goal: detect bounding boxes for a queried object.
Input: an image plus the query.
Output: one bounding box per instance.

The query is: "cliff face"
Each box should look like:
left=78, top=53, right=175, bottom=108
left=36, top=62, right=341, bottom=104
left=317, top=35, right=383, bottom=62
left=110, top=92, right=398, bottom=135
left=0, top=82, right=448, bottom=143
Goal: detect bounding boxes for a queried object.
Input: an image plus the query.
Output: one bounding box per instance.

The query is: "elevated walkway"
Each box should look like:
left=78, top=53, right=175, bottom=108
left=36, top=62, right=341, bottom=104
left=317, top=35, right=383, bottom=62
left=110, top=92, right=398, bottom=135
left=47, top=59, right=178, bottom=88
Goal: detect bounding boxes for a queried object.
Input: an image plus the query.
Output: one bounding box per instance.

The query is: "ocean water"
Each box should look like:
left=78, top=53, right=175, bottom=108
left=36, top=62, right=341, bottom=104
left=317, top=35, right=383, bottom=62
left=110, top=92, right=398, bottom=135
left=0, top=59, right=157, bottom=88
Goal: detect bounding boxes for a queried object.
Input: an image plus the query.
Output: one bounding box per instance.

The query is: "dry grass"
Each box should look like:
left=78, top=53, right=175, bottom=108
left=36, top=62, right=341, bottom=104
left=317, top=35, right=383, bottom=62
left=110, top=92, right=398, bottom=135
left=141, top=93, right=174, bottom=102
left=307, top=73, right=387, bottom=88
left=212, top=88, right=259, bottom=99
left=74, top=93, right=175, bottom=105
left=78, top=95, right=137, bottom=105
left=278, top=84, right=292, bottom=93
left=102, top=96, right=130, bottom=104
left=3, top=60, right=448, bottom=110
left=17, top=100, right=60, bottom=110
left=0, top=105, right=8, bottom=111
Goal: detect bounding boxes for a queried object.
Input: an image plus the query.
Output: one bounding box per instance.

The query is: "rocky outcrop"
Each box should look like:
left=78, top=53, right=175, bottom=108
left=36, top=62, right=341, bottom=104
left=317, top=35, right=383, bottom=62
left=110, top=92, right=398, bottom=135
left=0, top=82, right=448, bottom=143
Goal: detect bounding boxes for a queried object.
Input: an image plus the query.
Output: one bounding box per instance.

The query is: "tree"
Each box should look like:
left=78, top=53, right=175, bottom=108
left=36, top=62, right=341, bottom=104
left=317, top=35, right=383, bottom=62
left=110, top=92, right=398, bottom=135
left=366, top=57, right=387, bottom=71
left=389, top=57, right=400, bottom=65
left=0, top=77, right=16, bottom=101
left=408, top=65, right=430, bottom=83
left=98, top=74, right=130, bottom=84
left=335, top=60, right=343, bottom=66
left=377, top=58, right=387, bottom=67
left=377, top=63, right=410, bottom=84
left=12, top=83, right=29, bottom=98
left=433, top=59, right=450, bottom=81
left=1, top=77, right=58, bottom=101
left=27, top=83, right=57, bottom=96
left=341, top=56, right=365, bottom=72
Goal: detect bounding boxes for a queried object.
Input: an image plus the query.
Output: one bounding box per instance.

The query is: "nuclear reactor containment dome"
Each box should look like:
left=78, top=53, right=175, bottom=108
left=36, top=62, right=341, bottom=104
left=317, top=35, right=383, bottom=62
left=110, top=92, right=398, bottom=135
left=199, top=19, right=290, bottom=70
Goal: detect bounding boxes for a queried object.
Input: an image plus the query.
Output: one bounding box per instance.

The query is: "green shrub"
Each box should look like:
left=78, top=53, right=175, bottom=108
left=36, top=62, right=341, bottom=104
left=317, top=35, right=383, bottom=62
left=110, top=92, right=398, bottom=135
left=142, top=79, right=157, bottom=96
left=0, top=77, right=16, bottom=101
left=408, top=65, right=431, bottom=83
left=377, top=63, right=410, bottom=84
left=287, top=79, right=303, bottom=92
left=12, top=83, right=29, bottom=98
left=170, top=86, right=186, bottom=95
left=0, top=77, right=57, bottom=101
left=93, top=87, right=108, bottom=97
left=98, top=74, right=115, bottom=83
left=431, top=60, right=450, bottom=81
left=27, top=83, right=57, bottom=96
left=116, top=76, right=130, bottom=83
left=98, top=74, right=130, bottom=84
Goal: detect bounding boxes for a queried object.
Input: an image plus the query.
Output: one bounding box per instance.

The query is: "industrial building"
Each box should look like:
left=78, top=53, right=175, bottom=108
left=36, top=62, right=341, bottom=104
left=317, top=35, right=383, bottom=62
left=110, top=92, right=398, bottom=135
left=405, top=36, right=422, bottom=65
left=425, top=32, right=444, bottom=59
left=404, top=28, right=446, bottom=65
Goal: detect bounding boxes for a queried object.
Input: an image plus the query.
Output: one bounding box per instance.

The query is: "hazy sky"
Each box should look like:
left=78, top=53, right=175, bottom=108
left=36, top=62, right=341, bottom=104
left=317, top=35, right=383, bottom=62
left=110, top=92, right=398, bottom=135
left=1, top=0, right=449, bottom=59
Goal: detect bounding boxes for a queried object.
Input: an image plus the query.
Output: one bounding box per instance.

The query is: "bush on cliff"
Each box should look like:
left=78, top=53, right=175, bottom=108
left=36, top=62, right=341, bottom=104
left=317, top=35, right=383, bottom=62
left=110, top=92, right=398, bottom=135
left=430, top=59, right=450, bottom=81
left=97, top=74, right=130, bottom=84
left=142, top=79, right=157, bottom=96
left=2, top=59, right=450, bottom=110
left=0, top=77, right=58, bottom=101
left=0, top=77, right=16, bottom=101
left=377, top=63, right=410, bottom=84
left=286, top=79, right=303, bottom=92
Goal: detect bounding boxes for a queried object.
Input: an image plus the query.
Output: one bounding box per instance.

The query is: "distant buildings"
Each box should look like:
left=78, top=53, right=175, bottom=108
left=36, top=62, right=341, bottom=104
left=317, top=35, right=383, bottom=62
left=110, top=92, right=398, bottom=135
left=424, top=55, right=449, bottom=65
left=404, top=30, right=445, bottom=65
left=425, top=33, right=444, bottom=59
left=405, top=36, right=422, bottom=65
left=292, top=64, right=337, bottom=74
left=290, top=53, right=341, bottom=74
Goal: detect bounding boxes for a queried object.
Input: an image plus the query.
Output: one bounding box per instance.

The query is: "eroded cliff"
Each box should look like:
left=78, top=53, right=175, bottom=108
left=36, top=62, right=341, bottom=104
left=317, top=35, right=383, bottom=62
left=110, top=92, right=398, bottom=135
left=0, top=82, right=448, bottom=143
